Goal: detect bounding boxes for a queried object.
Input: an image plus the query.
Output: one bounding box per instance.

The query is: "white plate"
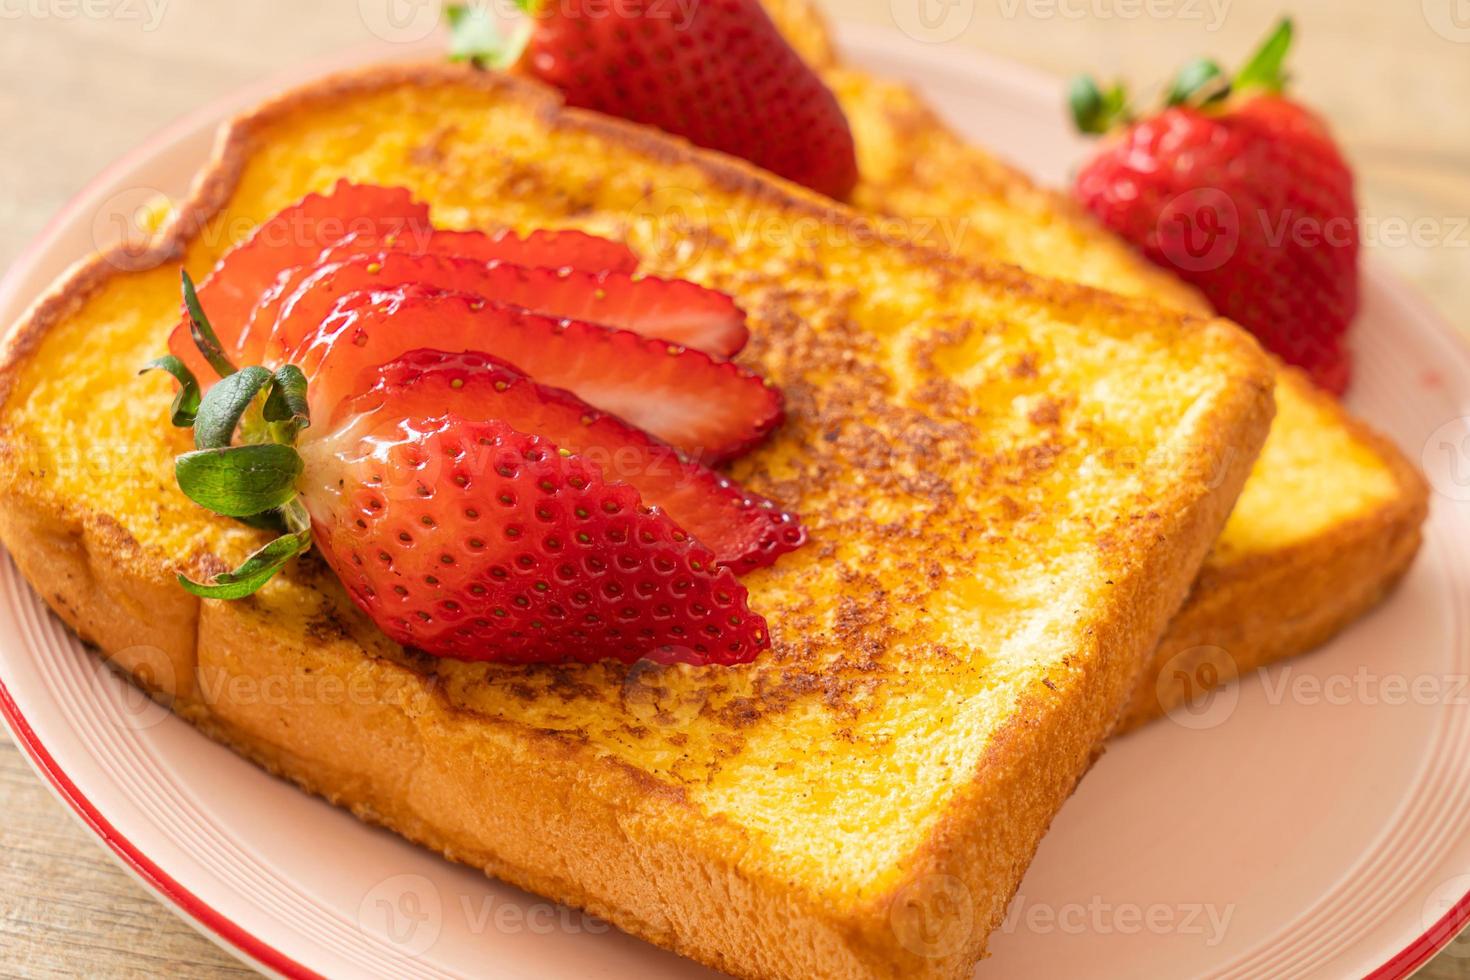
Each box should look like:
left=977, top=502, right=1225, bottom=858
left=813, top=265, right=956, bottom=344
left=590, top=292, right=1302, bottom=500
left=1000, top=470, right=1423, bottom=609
left=3, top=23, right=1469, bottom=980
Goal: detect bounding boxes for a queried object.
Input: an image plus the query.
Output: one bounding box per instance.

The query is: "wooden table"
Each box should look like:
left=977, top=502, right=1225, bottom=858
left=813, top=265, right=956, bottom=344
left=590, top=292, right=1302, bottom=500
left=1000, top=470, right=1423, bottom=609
left=0, top=1, right=1465, bottom=975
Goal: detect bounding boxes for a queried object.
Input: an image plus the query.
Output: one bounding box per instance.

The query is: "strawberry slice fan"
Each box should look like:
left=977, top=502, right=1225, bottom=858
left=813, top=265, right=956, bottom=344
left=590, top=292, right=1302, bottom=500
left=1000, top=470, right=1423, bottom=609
left=147, top=181, right=806, bottom=666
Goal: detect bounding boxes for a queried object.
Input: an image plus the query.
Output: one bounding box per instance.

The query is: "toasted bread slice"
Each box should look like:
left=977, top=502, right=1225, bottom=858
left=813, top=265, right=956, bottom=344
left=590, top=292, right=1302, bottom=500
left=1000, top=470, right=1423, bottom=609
left=0, top=66, right=1271, bottom=978
left=760, top=0, right=1429, bottom=727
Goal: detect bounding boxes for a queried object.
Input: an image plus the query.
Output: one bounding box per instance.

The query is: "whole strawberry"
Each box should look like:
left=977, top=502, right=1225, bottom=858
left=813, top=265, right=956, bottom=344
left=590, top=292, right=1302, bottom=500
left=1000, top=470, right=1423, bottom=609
left=1071, top=20, right=1359, bottom=394
left=447, top=0, right=858, bottom=200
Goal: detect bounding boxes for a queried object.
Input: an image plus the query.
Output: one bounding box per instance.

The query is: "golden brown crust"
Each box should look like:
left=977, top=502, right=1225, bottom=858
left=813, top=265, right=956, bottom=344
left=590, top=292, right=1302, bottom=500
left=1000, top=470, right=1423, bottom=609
left=0, top=62, right=1273, bottom=979
left=1123, top=370, right=1431, bottom=730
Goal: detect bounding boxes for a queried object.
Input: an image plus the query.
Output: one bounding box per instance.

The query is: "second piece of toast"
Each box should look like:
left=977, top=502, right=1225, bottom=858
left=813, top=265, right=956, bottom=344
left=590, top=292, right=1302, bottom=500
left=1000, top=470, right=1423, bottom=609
left=760, top=0, right=1429, bottom=728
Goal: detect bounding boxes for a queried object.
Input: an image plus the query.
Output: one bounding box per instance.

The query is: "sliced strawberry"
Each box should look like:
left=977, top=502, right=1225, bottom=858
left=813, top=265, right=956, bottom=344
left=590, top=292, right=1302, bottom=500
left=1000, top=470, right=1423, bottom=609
left=234, top=226, right=642, bottom=367
left=297, top=404, right=768, bottom=664
left=168, top=181, right=431, bottom=383
left=258, top=253, right=746, bottom=363
left=350, top=350, right=805, bottom=570
left=297, top=286, right=781, bottom=463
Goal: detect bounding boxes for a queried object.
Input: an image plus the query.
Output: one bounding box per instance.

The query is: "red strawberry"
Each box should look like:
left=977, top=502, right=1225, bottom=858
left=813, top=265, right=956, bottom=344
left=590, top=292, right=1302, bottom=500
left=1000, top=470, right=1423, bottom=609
left=448, top=0, right=858, bottom=200
left=236, top=226, right=641, bottom=364
left=1070, top=20, right=1359, bottom=395
left=298, top=286, right=781, bottom=463
left=298, top=395, right=768, bottom=664
left=173, top=203, right=639, bottom=377
left=261, top=253, right=747, bottom=362
left=157, top=271, right=786, bottom=665
left=352, top=350, right=806, bottom=571
left=170, top=181, right=430, bottom=384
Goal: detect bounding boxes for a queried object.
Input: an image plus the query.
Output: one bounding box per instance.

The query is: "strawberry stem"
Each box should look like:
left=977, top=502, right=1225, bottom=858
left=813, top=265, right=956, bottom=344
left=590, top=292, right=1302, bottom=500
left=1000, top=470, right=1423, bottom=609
left=1069, top=76, right=1133, bottom=135
left=446, top=3, right=530, bottom=70
left=181, top=269, right=238, bottom=378
left=1234, top=18, right=1294, bottom=94
left=140, top=355, right=200, bottom=427
left=157, top=273, right=316, bottom=600
left=1166, top=58, right=1227, bottom=107
left=193, top=365, right=274, bottom=449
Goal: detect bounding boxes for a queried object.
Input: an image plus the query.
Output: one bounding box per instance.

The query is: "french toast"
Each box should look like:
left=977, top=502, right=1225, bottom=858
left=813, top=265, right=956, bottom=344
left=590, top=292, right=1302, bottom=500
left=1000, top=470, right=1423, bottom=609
left=0, top=65, right=1273, bottom=978
left=759, top=0, right=1429, bottom=727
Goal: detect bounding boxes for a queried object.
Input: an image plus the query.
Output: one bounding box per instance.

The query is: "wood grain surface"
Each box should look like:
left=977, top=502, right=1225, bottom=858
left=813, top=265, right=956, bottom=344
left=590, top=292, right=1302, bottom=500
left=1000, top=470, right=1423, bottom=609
left=0, top=1, right=1466, bottom=976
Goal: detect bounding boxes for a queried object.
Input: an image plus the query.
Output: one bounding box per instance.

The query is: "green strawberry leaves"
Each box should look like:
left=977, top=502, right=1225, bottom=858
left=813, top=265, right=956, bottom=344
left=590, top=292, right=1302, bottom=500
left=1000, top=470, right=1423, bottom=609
left=182, top=269, right=238, bottom=378
left=446, top=3, right=530, bottom=69
left=193, top=365, right=275, bottom=449
left=1069, top=77, right=1132, bottom=135
left=177, top=525, right=312, bottom=599
left=264, top=365, right=310, bottom=428
left=1072, top=17, right=1296, bottom=136
left=175, top=443, right=304, bottom=517
left=1235, top=18, right=1293, bottom=94
left=140, top=354, right=201, bottom=427
left=1165, top=58, right=1227, bottom=108
left=152, top=269, right=316, bottom=599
